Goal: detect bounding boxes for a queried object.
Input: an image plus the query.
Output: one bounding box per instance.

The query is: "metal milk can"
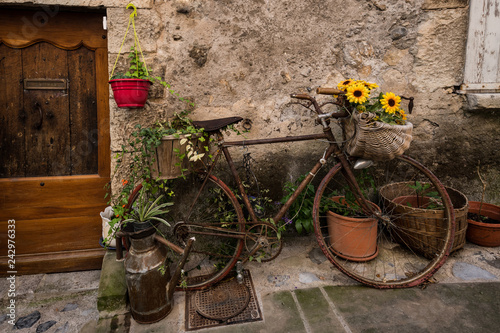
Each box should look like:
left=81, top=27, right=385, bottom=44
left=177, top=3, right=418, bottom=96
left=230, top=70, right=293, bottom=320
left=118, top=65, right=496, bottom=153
left=116, top=226, right=194, bottom=324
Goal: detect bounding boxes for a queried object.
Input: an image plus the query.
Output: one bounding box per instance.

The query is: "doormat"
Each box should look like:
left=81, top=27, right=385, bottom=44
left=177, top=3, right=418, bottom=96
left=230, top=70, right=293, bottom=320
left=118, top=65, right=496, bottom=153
left=185, top=270, right=262, bottom=331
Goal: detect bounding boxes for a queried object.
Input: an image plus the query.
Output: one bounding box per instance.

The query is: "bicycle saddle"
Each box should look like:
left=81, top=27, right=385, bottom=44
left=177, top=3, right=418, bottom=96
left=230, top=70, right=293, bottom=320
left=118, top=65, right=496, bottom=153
left=192, top=116, right=243, bottom=133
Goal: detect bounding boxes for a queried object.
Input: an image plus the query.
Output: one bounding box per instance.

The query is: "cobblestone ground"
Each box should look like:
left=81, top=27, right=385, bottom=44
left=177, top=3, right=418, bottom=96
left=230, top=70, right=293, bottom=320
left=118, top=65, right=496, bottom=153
left=1, top=234, right=499, bottom=332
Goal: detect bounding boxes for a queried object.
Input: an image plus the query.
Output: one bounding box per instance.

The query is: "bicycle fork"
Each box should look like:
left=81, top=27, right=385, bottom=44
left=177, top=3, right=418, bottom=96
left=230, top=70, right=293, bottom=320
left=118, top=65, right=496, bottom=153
left=320, top=121, right=382, bottom=220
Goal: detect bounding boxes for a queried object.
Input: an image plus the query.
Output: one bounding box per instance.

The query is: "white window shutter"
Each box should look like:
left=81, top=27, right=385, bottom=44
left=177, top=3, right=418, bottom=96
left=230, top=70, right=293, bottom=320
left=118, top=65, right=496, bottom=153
left=461, top=0, right=500, bottom=93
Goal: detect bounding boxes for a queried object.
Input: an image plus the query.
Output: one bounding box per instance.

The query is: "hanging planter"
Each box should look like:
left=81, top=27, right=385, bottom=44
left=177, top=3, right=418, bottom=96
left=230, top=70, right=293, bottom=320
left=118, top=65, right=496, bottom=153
left=150, top=133, right=208, bottom=180
left=109, top=78, right=152, bottom=108
left=108, top=4, right=166, bottom=109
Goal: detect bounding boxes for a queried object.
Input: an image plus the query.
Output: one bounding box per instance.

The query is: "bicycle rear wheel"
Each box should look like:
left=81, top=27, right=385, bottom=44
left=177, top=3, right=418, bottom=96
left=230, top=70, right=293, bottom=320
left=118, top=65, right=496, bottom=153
left=167, top=173, right=245, bottom=290
left=313, top=155, right=455, bottom=288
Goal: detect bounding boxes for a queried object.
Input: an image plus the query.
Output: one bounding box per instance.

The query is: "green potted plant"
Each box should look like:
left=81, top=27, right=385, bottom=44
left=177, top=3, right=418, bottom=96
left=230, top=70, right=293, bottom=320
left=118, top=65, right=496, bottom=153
left=147, top=113, right=209, bottom=180
left=109, top=45, right=166, bottom=108
left=125, top=112, right=209, bottom=181
left=325, top=194, right=380, bottom=262
left=280, top=173, right=378, bottom=261
left=121, top=185, right=173, bottom=232
left=467, top=201, right=500, bottom=247
left=109, top=3, right=181, bottom=108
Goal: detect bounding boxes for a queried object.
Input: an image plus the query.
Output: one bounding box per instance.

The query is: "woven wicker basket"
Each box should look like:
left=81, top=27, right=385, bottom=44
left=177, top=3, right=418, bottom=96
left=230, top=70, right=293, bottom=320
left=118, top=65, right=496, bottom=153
left=342, top=111, right=413, bottom=161
left=379, top=182, right=468, bottom=259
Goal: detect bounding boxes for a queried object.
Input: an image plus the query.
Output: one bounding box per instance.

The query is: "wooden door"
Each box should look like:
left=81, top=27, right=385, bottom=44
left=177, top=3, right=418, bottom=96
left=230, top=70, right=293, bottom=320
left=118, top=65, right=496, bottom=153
left=0, top=9, right=110, bottom=275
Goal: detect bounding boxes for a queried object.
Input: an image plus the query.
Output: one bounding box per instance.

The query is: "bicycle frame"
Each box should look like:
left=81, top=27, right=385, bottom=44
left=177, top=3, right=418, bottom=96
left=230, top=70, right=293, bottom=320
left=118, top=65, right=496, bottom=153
left=167, top=90, right=457, bottom=290
left=204, top=120, right=377, bottom=226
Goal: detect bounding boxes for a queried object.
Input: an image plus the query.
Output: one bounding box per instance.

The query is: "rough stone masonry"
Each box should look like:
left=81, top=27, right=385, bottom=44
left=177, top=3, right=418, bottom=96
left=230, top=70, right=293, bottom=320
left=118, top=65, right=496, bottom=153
left=8, top=0, right=497, bottom=202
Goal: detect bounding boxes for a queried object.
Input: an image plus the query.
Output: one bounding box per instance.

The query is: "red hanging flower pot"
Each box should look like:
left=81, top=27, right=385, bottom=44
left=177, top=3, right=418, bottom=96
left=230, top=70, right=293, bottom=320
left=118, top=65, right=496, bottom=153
left=109, top=78, right=152, bottom=108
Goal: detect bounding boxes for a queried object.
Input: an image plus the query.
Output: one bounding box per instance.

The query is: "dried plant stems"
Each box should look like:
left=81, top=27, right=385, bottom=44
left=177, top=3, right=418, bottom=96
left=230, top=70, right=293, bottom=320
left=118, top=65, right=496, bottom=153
left=477, top=163, right=487, bottom=216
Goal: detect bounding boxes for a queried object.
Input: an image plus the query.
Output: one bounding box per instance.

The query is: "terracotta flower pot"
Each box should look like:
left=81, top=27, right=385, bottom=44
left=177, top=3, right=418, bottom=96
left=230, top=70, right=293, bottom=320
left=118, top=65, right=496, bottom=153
left=326, top=196, right=380, bottom=262
left=466, top=201, right=500, bottom=247
left=109, top=78, right=152, bottom=108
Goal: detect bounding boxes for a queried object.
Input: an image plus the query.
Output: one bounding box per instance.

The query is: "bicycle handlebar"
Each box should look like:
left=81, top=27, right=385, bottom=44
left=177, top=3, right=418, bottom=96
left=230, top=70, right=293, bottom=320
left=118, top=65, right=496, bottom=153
left=290, top=91, right=347, bottom=118
left=290, top=93, right=313, bottom=100
left=316, top=87, right=345, bottom=95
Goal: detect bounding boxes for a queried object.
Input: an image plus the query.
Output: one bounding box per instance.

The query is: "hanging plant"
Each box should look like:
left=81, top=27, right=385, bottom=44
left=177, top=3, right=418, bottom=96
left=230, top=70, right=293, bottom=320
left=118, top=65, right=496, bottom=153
left=108, top=3, right=193, bottom=109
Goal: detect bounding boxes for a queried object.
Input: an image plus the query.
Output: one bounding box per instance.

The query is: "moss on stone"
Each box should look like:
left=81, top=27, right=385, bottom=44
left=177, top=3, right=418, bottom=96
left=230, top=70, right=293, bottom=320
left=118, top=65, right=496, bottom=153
left=97, top=251, right=127, bottom=313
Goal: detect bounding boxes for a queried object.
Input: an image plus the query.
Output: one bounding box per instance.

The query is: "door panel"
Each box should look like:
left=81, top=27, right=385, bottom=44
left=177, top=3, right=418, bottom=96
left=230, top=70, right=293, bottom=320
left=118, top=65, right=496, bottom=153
left=2, top=43, right=100, bottom=178
left=22, top=42, right=71, bottom=177
left=0, top=9, right=109, bottom=275
left=0, top=46, right=24, bottom=177
left=68, top=47, right=99, bottom=175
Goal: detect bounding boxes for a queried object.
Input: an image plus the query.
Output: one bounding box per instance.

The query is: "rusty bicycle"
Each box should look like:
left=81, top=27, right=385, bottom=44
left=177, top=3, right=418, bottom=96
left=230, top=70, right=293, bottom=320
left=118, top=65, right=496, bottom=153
left=147, top=88, right=455, bottom=290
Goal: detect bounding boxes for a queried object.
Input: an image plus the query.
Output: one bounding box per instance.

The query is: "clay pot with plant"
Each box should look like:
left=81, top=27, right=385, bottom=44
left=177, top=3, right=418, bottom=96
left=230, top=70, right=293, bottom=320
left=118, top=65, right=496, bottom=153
left=466, top=166, right=500, bottom=247
left=281, top=172, right=380, bottom=261
left=325, top=195, right=380, bottom=262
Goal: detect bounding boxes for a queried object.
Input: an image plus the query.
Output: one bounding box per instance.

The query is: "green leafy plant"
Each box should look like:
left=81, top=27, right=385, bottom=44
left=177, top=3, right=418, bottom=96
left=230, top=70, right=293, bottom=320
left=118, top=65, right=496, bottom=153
left=122, top=186, right=173, bottom=226
left=281, top=174, right=316, bottom=234
left=406, top=181, right=443, bottom=210
left=104, top=111, right=207, bottom=246
left=281, top=170, right=378, bottom=233
left=328, top=196, right=359, bottom=216
left=110, top=45, right=167, bottom=87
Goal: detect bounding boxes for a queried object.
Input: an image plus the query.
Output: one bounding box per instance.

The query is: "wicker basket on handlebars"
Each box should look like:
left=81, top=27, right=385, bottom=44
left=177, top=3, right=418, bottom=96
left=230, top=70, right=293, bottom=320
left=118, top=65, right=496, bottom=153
left=342, top=111, right=413, bottom=161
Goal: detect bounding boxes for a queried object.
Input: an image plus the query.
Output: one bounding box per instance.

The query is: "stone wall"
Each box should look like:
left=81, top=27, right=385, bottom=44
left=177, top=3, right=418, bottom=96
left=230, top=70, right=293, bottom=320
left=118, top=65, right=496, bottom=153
left=5, top=0, right=499, bottom=203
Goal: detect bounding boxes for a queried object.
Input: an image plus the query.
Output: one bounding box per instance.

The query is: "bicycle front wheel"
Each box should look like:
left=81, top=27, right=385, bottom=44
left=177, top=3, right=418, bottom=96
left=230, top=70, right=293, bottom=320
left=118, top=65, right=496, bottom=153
left=313, top=155, right=455, bottom=288
left=168, top=173, right=245, bottom=290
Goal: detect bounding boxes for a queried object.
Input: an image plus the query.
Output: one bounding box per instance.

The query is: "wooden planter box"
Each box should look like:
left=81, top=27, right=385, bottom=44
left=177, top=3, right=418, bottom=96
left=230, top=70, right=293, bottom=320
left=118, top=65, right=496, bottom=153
left=150, top=134, right=207, bottom=179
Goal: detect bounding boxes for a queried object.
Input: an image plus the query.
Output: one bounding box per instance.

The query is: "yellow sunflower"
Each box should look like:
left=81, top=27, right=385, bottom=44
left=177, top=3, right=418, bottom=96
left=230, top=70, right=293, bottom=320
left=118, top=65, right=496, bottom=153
left=346, top=84, right=370, bottom=104
left=399, top=109, right=407, bottom=121
left=337, top=79, right=355, bottom=90
left=364, top=81, right=379, bottom=90
left=380, top=92, right=401, bottom=114
left=354, top=80, right=378, bottom=90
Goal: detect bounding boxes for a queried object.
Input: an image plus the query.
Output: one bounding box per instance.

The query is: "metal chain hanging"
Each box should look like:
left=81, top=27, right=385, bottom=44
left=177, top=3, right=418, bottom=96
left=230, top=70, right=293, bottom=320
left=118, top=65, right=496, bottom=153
left=242, top=152, right=265, bottom=217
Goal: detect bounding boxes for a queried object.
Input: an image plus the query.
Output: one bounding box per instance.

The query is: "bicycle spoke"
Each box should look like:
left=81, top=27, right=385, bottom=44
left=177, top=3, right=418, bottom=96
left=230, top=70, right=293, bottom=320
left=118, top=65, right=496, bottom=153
left=168, top=173, right=245, bottom=290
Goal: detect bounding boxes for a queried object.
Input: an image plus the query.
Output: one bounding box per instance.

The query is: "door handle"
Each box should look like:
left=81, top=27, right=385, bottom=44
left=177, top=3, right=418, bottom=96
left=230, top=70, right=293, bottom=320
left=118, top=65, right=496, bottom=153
left=34, top=102, right=43, bottom=129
